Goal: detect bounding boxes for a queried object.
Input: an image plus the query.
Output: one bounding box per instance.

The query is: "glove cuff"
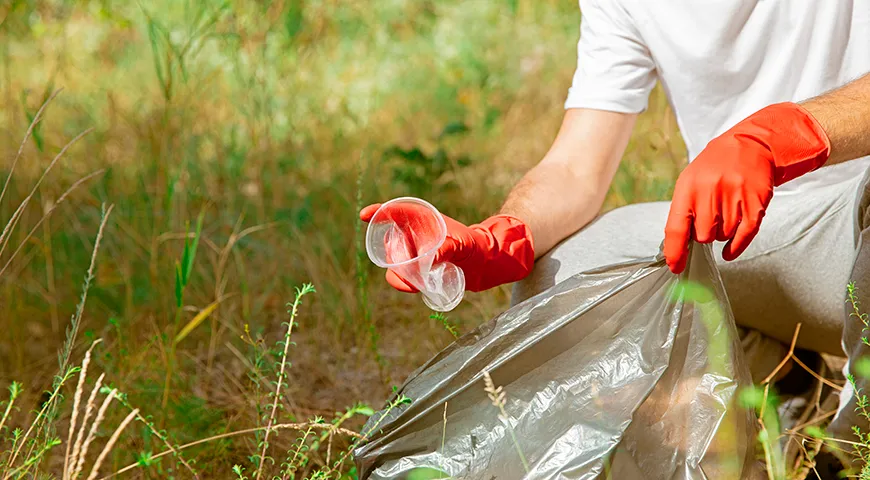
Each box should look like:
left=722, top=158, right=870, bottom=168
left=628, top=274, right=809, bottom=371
left=743, top=102, right=832, bottom=186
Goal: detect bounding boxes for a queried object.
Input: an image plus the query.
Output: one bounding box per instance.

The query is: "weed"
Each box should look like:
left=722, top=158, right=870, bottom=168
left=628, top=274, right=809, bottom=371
left=384, top=121, right=472, bottom=198
left=430, top=313, right=459, bottom=339
left=163, top=209, right=206, bottom=410
left=0, top=383, right=21, bottom=439
left=847, top=282, right=870, bottom=479
left=849, top=282, right=870, bottom=347
left=233, top=464, right=249, bottom=479
left=254, top=283, right=315, bottom=480
left=847, top=374, right=870, bottom=479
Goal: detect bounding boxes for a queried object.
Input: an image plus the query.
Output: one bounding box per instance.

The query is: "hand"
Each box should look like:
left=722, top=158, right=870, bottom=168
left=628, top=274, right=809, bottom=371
left=360, top=204, right=535, bottom=292
left=664, top=103, right=831, bottom=273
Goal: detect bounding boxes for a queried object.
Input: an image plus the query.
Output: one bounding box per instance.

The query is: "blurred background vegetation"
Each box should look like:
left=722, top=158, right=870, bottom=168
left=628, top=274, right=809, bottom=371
left=0, top=0, right=685, bottom=476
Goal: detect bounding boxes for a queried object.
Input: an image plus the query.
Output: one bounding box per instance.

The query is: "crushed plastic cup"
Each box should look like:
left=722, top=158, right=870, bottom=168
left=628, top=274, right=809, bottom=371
left=365, top=197, right=465, bottom=312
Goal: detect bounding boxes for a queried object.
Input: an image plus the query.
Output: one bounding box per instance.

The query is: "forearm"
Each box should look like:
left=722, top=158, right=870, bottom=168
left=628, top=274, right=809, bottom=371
left=500, top=109, right=636, bottom=256
left=501, top=163, right=607, bottom=257
left=801, top=73, right=870, bottom=165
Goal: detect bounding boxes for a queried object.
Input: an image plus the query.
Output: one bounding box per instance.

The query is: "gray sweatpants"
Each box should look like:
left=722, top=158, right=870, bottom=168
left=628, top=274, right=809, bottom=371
left=512, top=159, right=870, bottom=436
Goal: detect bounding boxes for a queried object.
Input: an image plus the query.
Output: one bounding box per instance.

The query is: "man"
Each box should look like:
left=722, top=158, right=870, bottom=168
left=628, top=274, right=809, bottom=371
left=362, top=1, right=870, bottom=444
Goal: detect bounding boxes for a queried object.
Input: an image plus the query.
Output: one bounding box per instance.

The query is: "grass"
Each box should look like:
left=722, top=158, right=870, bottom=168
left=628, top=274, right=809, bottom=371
left=12, top=1, right=867, bottom=479
left=482, top=371, right=528, bottom=474
left=0, top=0, right=686, bottom=477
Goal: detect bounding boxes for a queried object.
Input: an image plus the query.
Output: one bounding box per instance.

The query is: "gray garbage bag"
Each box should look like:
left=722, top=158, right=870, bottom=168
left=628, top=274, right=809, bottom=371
left=355, top=244, right=762, bottom=479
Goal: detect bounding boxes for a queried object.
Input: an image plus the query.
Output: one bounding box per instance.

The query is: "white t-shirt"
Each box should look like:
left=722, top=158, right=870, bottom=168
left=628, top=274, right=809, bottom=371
left=566, top=0, right=870, bottom=193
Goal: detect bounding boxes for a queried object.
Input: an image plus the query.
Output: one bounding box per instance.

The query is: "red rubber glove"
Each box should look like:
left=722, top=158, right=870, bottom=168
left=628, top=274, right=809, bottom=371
left=360, top=204, right=535, bottom=292
left=664, top=102, right=831, bottom=273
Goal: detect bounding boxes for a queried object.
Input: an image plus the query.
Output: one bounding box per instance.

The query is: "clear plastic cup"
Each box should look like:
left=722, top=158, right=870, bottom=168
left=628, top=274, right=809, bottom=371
left=365, top=197, right=465, bottom=312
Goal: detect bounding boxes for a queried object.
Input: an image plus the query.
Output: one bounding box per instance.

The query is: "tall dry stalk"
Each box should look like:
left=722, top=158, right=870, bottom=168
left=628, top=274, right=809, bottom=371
left=0, top=110, right=108, bottom=465
left=68, top=373, right=105, bottom=480
left=0, top=127, right=94, bottom=263
left=63, top=340, right=102, bottom=480
left=57, top=204, right=114, bottom=377
left=482, top=371, right=529, bottom=473
left=0, top=170, right=105, bottom=281
left=71, top=389, right=117, bottom=479
left=84, top=408, right=138, bottom=480
left=0, top=89, right=61, bottom=207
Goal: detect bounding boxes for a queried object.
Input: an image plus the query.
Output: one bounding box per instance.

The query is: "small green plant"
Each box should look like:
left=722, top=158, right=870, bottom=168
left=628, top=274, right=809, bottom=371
left=162, top=209, right=205, bottom=409
left=0, top=383, right=22, bottom=438
left=233, top=464, right=249, bottom=479
left=384, top=121, right=472, bottom=198
left=102, top=385, right=197, bottom=477
left=849, top=282, right=870, bottom=347
left=2, top=367, right=76, bottom=479
left=280, top=418, right=321, bottom=478
left=846, top=374, right=870, bottom=479
left=848, top=282, right=870, bottom=479
left=253, top=283, right=315, bottom=480
left=739, top=385, right=785, bottom=480
left=430, top=313, right=459, bottom=339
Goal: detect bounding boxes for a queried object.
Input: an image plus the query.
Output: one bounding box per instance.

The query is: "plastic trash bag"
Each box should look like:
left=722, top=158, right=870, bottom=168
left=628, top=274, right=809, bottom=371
left=355, top=245, right=763, bottom=479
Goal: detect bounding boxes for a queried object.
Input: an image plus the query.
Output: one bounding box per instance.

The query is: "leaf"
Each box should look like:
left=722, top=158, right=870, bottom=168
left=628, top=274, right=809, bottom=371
left=438, top=121, right=469, bottom=139
left=144, top=14, right=167, bottom=93
left=286, top=1, right=304, bottom=38
left=174, top=262, right=183, bottom=308
left=737, top=385, right=768, bottom=410
left=136, top=451, right=154, bottom=467
left=181, top=227, right=191, bottom=282
left=804, top=425, right=826, bottom=439
left=174, top=300, right=221, bottom=344
left=165, top=169, right=180, bottom=216
left=19, top=91, right=44, bottom=152
left=182, top=210, right=205, bottom=285
left=355, top=406, right=375, bottom=416
left=385, top=146, right=428, bottom=164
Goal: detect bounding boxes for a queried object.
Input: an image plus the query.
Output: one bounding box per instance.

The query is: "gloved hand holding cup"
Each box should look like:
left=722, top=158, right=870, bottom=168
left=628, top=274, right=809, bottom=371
left=364, top=197, right=466, bottom=311
left=361, top=197, right=536, bottom=312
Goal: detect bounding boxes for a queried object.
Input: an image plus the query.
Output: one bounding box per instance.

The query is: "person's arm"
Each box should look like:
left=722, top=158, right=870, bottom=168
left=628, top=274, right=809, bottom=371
left=359, top=108, right=635, bottom=293
left=500, top=108, right=637, bottom=256
left=801, top=73, right=870, bottom=165
left=663, top=73, right=870, bottom=273
left=362, top=0, right=652, bottom=293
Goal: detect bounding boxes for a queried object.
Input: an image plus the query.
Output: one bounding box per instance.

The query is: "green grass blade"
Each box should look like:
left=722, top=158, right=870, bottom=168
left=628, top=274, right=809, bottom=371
left=175, top=262, right=184, bottom=308
left=182, top=210, right=205, bottom=286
